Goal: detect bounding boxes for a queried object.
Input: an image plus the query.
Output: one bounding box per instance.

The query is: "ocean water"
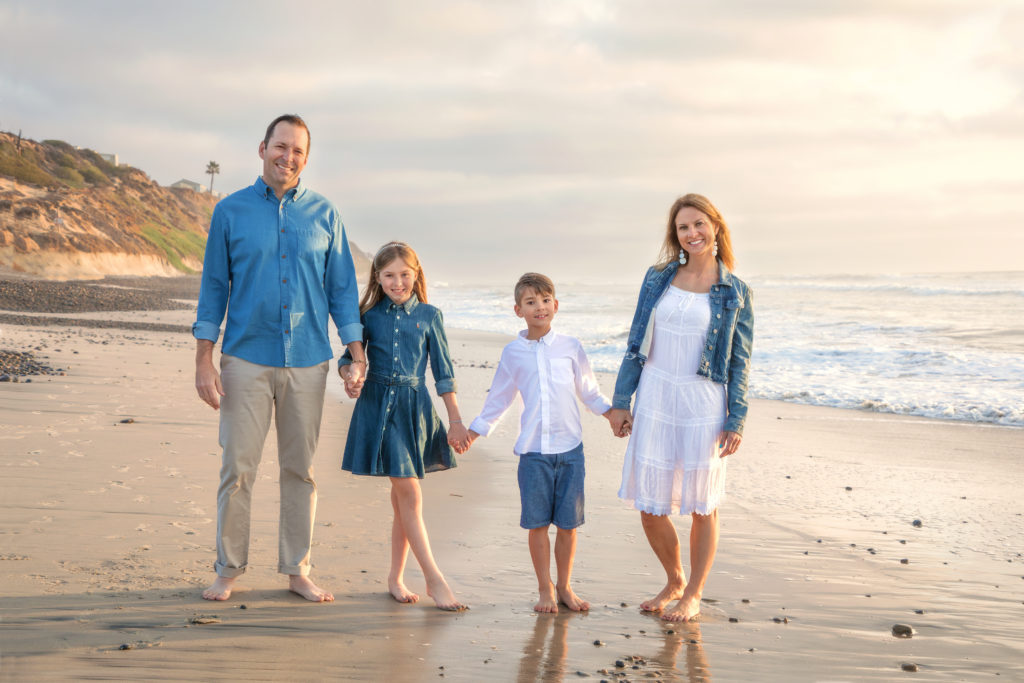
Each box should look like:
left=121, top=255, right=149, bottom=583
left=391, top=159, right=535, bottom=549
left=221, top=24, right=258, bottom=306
left=430, top=271, right=1024, bottom=427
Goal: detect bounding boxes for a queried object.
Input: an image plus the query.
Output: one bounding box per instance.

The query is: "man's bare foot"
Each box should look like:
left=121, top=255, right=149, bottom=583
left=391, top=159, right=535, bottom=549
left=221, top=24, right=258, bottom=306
left=389, top=577, right=420, bottom=604
left=556, top=584, right=590, bottom=612
left=426, top=577, right=468, bottom=612
left=534, top=583, right=559, bottom=613
left=661, top=593, right=701, bottom=622
left=202, top=576, right=236, bottom=601
left=288, top=575, right=334, bottom=602
left=639, top=581, right=685, bottom=612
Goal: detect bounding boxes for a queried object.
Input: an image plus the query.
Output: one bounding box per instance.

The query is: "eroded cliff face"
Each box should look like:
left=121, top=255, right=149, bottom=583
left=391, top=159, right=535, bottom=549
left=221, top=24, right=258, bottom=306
left=0, top=133, right=218, bottom=279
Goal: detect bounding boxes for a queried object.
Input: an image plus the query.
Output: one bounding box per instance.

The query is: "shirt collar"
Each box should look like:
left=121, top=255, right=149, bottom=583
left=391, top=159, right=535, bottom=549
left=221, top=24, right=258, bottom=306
left=387, top=292, right=420, bottom=313
left=517, top=328, right=557, bottom=346
left=252, top=176, right=305, bottom=202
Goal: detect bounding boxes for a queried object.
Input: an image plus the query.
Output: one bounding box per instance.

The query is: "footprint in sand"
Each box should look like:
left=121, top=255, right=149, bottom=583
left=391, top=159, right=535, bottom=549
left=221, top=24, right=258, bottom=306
left=109, top=480, right=131, bottom=489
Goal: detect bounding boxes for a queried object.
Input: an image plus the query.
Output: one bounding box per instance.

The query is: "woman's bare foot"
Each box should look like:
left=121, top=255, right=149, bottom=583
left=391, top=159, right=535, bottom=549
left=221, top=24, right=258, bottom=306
left=426, top=577, right=468, bottom=612
left=640, top=580, right=685, bottom=612
left=202, top=576, right=236, bottom=601
left=288, top=575, right=334, bottom=602
left=389, top=577, right=420, bottom=604
left=556, top=584, right=590, bottom=612
left=535, top=583, right=559, bottom=613
left=661, top=593, right=701, bottom=622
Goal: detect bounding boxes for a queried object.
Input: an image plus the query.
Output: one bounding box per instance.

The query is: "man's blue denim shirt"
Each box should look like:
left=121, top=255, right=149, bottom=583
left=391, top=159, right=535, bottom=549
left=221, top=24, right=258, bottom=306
left=612, top=261, right=754, bottom=435
left=192, top=177, right=362, bottom=368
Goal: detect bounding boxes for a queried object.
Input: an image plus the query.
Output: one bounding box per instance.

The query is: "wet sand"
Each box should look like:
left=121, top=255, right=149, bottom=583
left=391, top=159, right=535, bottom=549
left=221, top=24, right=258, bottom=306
left=1, top=303, right=1023, bottom=681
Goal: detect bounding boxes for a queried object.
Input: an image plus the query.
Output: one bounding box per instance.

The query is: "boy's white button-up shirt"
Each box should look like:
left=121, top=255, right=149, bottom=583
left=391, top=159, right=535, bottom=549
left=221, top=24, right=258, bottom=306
left=469, top=329, right=611, bottom=456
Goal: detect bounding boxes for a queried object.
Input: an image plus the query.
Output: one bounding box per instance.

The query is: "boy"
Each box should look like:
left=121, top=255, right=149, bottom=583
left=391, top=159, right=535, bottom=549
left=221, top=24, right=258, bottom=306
left=467, top=273, right=613, bottom=612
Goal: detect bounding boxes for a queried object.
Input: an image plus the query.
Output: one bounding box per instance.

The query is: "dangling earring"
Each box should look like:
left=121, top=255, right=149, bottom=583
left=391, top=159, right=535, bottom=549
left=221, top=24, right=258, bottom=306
left=713, top=241, right=719, bottom=257
left=678, top=248, right=687, bottom=265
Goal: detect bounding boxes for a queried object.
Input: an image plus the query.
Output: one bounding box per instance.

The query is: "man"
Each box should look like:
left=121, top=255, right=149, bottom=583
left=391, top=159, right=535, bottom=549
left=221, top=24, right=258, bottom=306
left=193, top=114, right=366, bottom=602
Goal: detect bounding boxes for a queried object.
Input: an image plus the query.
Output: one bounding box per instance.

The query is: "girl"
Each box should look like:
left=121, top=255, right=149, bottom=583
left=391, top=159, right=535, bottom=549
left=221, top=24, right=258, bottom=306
left=608, top=194, right=754, bottom=623
left=339, top=241, right=470, bottom=611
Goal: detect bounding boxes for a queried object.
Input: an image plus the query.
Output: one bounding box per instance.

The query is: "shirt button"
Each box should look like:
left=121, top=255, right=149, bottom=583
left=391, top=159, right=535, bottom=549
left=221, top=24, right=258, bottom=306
left=394, top=342, right=398, bottom=346
left=707, top=344, right=712, bottom=350
left=283, top=305, right=288, bottom=309
left=712, top=328, right=717, bottom=333
left=394, top=356, right=398, bottom=361
left=716, top=314, right=721, bottom=319
left=280, top=229, right=285, bottom=233
left=390, top=390, right=395, bottom=395
left=282, top=279, right=287, bottom=284
left=282, top=254, right=287, bottom=259
left=285, top=330, right=291, bottom=335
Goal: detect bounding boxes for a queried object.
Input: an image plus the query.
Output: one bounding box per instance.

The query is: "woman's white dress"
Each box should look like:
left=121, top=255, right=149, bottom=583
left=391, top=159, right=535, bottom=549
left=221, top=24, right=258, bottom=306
left=618, top=286, right=727, bottom=515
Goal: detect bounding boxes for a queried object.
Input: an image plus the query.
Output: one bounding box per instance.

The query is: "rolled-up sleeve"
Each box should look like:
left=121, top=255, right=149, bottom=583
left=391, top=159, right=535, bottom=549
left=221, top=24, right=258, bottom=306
left=325, top=220, right=363, bottom=345
left=427, top=309, right=457, bottom=395
left=724, top=288, right=754, bottom=435
left=193, top=206, right=230, bottom=343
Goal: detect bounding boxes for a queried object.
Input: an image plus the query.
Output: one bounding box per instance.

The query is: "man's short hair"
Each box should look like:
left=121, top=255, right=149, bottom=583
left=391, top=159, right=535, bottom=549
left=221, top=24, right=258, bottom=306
left=514, top=272, right=556, bottom=306
left=264, top=114, right=311, bottom=152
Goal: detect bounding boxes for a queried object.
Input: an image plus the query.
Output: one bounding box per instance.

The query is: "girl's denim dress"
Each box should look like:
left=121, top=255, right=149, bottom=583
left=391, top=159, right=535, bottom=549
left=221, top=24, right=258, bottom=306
left=612, top=261, right=754, bottom=436
left=341, top=294, right=457, bottom=478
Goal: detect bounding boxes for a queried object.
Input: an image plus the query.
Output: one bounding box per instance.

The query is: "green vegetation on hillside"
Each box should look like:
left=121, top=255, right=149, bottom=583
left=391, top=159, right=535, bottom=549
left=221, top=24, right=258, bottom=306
left=140, top=222, right=206, bottom=274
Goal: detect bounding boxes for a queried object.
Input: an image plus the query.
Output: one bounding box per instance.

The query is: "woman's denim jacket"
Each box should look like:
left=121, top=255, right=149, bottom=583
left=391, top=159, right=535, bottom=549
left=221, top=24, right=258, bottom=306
left=612, top=261, right=754, bottom=435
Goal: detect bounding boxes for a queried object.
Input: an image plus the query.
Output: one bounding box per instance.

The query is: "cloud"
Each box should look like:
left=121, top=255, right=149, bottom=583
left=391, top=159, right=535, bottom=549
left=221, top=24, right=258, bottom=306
left=2, top=0, right=1022, bottom=281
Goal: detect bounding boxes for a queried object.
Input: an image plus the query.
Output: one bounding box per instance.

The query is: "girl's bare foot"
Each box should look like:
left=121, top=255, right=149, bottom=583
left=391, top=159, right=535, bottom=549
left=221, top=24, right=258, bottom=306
left=288, top=575, right=334, bottom=602
left=202, top=576, right=236, bottom=601
left=389, top=578, right=420, bottom=604
left=661, top=593, right=701, bottom=622
left=535, top=583, right=559, bottom=613
left=426, top=577, right=468, bottom=612
left=556, top=584, right=590, bottom=612
left=640, top=581, right=685, bottom=612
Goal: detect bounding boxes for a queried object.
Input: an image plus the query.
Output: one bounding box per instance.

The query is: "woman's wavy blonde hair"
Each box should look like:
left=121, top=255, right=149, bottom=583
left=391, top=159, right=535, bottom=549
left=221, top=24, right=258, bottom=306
left=654, top=193, right=735, bottom=271
left=358, top=241, right=429, bottom=314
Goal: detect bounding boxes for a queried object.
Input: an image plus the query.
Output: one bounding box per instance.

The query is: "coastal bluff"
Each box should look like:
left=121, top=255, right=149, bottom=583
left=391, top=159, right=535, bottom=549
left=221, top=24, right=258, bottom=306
left=0, top=131, right=369, bottom=280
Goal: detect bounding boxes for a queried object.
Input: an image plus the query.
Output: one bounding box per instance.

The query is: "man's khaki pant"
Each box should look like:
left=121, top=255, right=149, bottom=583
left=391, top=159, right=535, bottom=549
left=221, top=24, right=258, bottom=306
left=215, top=354, right=329, bottom=577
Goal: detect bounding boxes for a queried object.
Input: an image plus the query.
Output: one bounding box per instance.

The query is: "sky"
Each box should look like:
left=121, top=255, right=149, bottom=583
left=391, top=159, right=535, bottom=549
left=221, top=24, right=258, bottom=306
left=2, top=0, right=1022, bottom=284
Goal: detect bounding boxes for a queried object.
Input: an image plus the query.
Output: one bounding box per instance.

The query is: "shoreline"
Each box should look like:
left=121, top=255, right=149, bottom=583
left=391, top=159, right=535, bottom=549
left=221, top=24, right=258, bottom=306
left=1, top=309, right=1022, bottom=680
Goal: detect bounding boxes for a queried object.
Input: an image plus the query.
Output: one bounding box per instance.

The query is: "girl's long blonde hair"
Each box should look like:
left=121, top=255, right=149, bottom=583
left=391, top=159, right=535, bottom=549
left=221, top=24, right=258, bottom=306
left=654, top=193, right=736, bottom=271
left=359, top=241, right=429, bottom=314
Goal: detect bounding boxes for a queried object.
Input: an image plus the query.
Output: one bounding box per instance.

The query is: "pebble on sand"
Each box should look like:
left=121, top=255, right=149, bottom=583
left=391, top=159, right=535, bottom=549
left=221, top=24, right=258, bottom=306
left=120, top=418, right=135, bottom=424
left=912, top=519, right=923, bottom=528
left=891, top=624, right=914, bottom=638
left=901, top=662, right=919, bottom=672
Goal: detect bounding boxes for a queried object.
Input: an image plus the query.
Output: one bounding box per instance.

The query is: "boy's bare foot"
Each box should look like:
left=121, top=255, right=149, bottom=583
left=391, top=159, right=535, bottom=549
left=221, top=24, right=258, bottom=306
left=661, top=593, right=701, bottom=623
left=288, top=575, right=334, bottom=602
left=426, top=577, right=468, bottom=612
left=389, top=578, right=420, bottom=604
left=556, top=585, right=590, bottom=612
left=535, top=583, right=559, bottom=613
left=202, top=576, right=236, bottom=601
left=640, top=581, right=685, bottom=612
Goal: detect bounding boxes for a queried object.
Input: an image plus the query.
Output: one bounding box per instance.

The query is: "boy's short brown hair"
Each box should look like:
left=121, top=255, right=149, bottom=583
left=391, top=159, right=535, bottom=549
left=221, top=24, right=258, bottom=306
left=514, top=272, right=556, bottom=306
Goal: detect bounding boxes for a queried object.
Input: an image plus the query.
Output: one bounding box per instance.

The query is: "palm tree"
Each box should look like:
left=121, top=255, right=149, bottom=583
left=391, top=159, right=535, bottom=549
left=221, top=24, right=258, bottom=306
left=206, top=161, right=220, bottom=194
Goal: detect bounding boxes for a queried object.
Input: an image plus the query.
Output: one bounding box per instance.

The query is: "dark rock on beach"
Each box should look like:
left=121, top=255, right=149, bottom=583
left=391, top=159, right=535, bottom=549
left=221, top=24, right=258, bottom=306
left=892, top=623, right=914, bottom=638
left=0, top=349, right=63, bottom=377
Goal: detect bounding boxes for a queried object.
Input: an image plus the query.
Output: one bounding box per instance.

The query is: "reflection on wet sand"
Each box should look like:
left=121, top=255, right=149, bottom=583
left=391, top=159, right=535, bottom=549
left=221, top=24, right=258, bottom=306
left=517, top=612, right=574, bottom=682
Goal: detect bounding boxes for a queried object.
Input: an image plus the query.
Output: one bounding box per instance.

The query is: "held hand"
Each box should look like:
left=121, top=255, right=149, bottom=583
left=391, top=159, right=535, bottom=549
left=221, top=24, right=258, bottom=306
left=195, top=361, right=225, bottom=410
left=607, top=408, right=633, bottom=438
left=718, top=430, right=742, bottom=457
left=447, top=423, right=470, bottom=454
left=339, top=364, right=365, bottom=399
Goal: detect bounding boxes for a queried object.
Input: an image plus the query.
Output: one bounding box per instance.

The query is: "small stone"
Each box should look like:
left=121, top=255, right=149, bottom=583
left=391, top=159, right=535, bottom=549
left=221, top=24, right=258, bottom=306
left=912, top=519, right=922, bottom=528
left=190, top=616, right=221, bottom=625
left=891, top=624, right=914, bottom=638
left=638, top=630, right=646, bottom=634
left=741, top=598, right=750, bottom=603
left=118, top=643, right=132, bottom=650
left=239, top=604, right=247, bottom=609
left=773, top=617, right=782, bottom=623
left=576, top=672, right=589, bottom=677
left=900, top=539, right=907, bottom=544
left=615, top=660, right=626, bottom=668
left=620, top=602, right=628, bottom=608
left=729, top=617, right=739, bottom=623
left=901, top=663, right=919, bottom=672
left=120, top=418, right=135, bottom=424
left=914, top=609, right=924, bottom=614
left=593, top=640, right=604, bottom=647
left=665, top=629, right=675, bottom=635
left=900, top=559, right=909, bottom=564
left=845, top=486, right=853, bottom=491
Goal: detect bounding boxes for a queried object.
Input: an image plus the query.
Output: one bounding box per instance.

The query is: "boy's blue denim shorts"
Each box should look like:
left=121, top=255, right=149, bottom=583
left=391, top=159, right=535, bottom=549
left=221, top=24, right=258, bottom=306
left=517, top=442, right=585, bottom=530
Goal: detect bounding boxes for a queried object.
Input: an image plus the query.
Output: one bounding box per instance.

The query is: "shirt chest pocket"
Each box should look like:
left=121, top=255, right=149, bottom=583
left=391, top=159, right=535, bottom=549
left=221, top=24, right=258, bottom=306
left=549, top=358, right=574, bottom=385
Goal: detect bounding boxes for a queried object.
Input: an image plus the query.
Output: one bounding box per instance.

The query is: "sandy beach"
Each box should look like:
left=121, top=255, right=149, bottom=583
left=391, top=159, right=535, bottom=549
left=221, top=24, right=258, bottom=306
left=2, top=279, right=1023, bottom=681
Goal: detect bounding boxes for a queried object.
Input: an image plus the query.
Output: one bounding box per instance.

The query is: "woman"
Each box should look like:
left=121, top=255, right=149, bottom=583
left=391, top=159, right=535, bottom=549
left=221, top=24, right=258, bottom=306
left=608, top=193, right=753, bottom=623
